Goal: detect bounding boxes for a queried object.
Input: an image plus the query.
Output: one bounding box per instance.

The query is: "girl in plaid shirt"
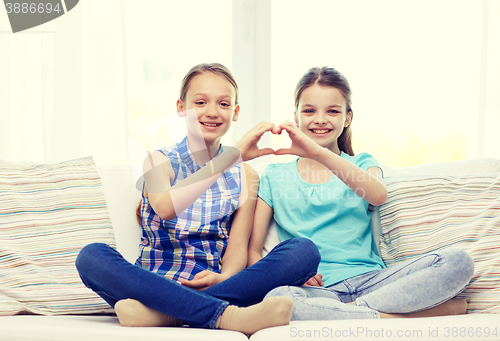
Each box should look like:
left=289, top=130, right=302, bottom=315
left=76, top=63, right=320, bottom=335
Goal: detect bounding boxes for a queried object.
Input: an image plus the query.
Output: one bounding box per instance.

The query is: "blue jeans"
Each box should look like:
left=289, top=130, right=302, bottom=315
left=75, top=238, right=320, bottom=328
left=265, top=248, right=474, bottom=320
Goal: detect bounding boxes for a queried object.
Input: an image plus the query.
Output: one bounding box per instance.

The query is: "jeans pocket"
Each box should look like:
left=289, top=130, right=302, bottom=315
left=289, top=286, right=341, bottom=302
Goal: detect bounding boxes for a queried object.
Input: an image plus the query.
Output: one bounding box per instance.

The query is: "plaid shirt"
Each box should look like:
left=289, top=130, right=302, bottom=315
left=136, top=137, right=242, bottom=283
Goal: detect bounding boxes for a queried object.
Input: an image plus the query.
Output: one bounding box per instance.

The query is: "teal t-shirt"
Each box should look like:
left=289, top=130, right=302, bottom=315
left=258, top=152, right=386, bottom=287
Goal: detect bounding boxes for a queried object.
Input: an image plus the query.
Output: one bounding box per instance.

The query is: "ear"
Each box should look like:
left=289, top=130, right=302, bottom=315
left=344, top=111, right=353, bottom=128
left=294, top=111, right=299, bottom=126
left=232, top=105, right=240, bottom=122
left=177, top=99, right=185, bottom=117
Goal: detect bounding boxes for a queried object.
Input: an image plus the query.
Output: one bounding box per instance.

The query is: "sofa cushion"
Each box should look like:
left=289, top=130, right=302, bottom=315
left=382, top=157, right=500, bottom=177
left=97, top=165, right=142, bottom=263
left=380, top=173, right=500, bottom=313
left=0, top=315, right=249, bottom=341
left=0, top=156, right=114, bottom=315
left=250, top=314, right=500, bottom=341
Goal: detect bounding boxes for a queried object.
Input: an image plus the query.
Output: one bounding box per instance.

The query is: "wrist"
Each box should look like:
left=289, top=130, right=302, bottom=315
left=310, top=145, right=329, bottom=161
left=218, top=272, right=232, bottom=282
left=247, top=253, right=262, bottom=267
left=232, top=142, right=245, bottom=160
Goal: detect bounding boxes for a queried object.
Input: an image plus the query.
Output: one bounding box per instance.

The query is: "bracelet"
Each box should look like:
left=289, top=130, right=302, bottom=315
left=209, top=160, right=215, bottom=176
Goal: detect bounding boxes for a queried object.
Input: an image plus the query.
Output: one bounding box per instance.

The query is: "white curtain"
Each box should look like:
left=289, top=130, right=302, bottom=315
left=0, top=0, right=234, bottom=166
left=1, top=0, right=498, bottom=168
left=269, top=0, right=500, bottom=166
left=0, top=1, right=128, bottom=166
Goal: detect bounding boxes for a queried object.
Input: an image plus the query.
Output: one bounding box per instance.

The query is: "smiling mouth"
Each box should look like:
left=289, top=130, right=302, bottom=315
left=310, top=129, right=332, bottom=134
left=201, top=122, right=222, bottom=127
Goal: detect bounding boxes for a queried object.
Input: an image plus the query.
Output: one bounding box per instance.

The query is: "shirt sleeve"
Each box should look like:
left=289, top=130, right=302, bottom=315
left=257, top=164, right=275, bottom=208
left=355, top=152, right=383, bottom=177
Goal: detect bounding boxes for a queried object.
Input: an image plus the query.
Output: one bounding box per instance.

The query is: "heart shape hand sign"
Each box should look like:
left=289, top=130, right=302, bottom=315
left=234, top=120, right=322, bottom=162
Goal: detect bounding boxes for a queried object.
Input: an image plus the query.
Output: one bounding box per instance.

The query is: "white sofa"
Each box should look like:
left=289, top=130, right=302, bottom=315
left=1, top=157, right=500, bottom=341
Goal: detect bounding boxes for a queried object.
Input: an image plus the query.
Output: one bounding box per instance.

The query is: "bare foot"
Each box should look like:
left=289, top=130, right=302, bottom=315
left=379, top=299, right=468, bottom=319
left=114, top=298, right=183, bottom=327
left=216, top=296, right=293, bottom=335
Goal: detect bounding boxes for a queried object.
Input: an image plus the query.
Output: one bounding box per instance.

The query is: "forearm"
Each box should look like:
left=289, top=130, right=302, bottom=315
left=247, top=249, right=262, bottom=267
left=220, top=247, right=248, bottom=279
left=314, top=148, right=387, bottom=206
left=247, top=198, right=273, bottom=267
left=172, top=147, right=241, bottom=191
left=148, top=148, right=242, bottom=220
left=219, top=163, right=259, bottom=278
left=247, top=229, right=266, bottom=267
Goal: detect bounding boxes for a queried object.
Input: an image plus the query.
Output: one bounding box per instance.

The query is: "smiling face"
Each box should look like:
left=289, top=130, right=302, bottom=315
left=177, top=72, right=239, bottom=147
left=295, top=84, right=352, bottom=155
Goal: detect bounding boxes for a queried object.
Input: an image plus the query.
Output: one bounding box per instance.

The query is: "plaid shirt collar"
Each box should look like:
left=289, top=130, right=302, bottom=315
left=177, top=136, right=223, bottom=173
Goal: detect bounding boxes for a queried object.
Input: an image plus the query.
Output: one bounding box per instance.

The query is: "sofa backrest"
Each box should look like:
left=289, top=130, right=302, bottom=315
left=100, top=158, right=500, bottom=262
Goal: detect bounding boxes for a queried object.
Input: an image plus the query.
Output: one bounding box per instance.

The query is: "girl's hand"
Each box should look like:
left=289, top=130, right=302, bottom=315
left=275, top=121, right=323, bottom=159
left=302, top=274, right=324, bottom=287
left=180, top=270, right=229, bottom=291
left=234, top=121, right=278, bottom=161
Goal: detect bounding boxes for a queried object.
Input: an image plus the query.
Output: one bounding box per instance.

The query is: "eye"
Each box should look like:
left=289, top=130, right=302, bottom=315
left=328, top=110, right=340, bottom=114
left=303, top=109, right=314, bottom=114
left=220, top=102, right=231, bottom=107
left=195, top=100, right=206, bottom=105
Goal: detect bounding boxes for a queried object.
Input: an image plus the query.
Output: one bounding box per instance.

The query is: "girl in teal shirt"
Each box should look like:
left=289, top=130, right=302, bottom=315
left=248, top=66, right=474, bottom=319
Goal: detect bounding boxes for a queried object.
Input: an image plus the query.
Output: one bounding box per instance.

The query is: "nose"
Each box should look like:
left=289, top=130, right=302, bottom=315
left=205, top=103, right=220, bottom=118
left=314, top=113, right=327, bottom=125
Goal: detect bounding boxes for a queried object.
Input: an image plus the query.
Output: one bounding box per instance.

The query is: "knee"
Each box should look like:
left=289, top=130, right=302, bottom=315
left=443, top=248, right=475, bottom=285
left=285, top=238, right=321, bottom=268
left=75, top=243, right=110, bottom=275
left=455, top=248, right=475, bottom=281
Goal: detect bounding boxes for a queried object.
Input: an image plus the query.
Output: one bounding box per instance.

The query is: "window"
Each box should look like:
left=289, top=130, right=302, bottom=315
left=270, top=0, right=491, bottom=167
left=124, top=0, right=232, bottom=139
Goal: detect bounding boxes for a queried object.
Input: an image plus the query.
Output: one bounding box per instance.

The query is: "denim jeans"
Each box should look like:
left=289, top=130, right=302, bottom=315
left=75, top=238, right=320, bottom=328
left=265, top=248, right=474, bottom=320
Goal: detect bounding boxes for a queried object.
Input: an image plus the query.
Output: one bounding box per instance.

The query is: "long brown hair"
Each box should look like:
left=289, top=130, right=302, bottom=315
left=294, top=67, right=354, bottom=156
